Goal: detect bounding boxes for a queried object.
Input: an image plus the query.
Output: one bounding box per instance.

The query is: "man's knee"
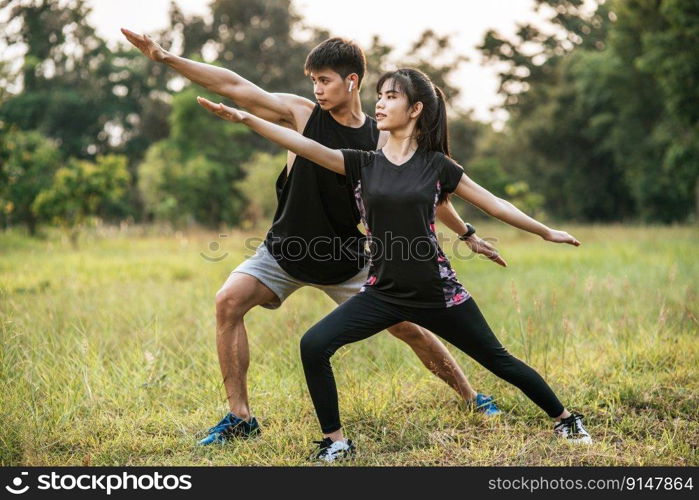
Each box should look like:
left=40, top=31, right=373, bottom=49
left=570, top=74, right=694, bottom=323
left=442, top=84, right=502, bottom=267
left=387, top=321, right=429, bottom=346
left=215, top=283, right=255, bottom=322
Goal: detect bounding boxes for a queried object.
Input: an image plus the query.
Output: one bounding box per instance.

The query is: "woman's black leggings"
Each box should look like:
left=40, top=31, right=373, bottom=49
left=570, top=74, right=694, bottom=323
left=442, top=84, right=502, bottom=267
left=300, top=292, right=565, bottom=433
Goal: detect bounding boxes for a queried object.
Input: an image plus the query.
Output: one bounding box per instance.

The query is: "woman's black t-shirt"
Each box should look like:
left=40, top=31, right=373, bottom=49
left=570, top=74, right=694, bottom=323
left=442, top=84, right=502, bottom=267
left=341, top=149, right=471, bottom=308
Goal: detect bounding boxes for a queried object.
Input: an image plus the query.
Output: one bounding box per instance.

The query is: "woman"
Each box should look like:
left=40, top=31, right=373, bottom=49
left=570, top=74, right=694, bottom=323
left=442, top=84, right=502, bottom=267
left=197, top=68, right=592, bottom=462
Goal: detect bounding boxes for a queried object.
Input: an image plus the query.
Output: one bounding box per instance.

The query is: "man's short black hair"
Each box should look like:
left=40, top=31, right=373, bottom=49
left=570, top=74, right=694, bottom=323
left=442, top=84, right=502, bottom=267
left=304, top=37, right=366, bottom=86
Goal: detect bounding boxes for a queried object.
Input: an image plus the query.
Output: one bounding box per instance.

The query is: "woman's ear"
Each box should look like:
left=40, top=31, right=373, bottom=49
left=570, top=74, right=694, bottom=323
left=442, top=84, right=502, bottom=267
left=409, top=101, right=424, bottom=119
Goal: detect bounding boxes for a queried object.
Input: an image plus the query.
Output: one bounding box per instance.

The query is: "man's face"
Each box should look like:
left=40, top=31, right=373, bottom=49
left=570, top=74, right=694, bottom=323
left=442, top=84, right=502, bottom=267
left=309, top=68, right=352, bottom=111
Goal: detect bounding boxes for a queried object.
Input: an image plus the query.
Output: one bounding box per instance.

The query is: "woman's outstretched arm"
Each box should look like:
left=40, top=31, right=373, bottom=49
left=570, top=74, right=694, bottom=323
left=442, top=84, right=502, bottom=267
left=452, top=172, right=580, bottom=246
left=197, top=97, right=345, bottom=174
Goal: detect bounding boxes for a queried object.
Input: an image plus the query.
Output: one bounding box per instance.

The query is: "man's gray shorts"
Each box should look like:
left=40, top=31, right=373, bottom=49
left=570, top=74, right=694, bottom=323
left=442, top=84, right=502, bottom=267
left=229, top=243, right=369, bottom=309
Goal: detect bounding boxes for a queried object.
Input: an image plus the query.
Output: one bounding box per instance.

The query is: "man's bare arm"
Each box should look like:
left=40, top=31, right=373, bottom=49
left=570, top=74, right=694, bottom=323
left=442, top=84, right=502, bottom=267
left=121, top=28, right=313, bottom=127
left=435, top=201, right=468, bottom=235
left=436, top=201, right=507, bottom=267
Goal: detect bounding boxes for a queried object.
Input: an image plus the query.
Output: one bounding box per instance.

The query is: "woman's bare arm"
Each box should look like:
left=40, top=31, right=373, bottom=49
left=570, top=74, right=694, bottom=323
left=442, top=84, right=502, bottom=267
left=453, top=173, right=580, bottom=245
left=197, top=97, right=345, bottom=174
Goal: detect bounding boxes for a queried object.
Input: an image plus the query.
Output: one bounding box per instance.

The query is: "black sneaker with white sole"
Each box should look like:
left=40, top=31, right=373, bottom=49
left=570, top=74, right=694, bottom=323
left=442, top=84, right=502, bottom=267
left=311, top=437, right=356, bottom=462
left=554, top=413, right=592, bottom=444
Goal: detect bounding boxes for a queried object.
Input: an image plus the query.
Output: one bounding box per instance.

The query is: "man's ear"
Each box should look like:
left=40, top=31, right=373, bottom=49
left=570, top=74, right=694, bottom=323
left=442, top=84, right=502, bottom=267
left=410, top=101, right=424, bottom=119
left=347, top=73, right=359, bottom=91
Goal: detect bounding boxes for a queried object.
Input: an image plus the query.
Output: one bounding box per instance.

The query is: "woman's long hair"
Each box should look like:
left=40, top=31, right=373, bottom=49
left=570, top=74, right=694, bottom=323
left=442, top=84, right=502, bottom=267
left=376, top=68, right=452, bottom=202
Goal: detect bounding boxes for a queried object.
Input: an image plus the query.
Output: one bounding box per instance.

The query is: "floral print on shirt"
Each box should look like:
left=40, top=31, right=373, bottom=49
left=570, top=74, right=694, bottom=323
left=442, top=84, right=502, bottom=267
left=354, top=180, right=377, bottom=292
left=430, top=181, right=471, bottom=307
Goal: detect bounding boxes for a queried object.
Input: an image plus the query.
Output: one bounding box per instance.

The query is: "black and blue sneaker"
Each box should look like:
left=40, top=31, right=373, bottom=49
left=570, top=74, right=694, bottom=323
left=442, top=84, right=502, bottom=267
left=197, top=412, right=260, bottom=445
left=471, top=393, right=503, bottom=416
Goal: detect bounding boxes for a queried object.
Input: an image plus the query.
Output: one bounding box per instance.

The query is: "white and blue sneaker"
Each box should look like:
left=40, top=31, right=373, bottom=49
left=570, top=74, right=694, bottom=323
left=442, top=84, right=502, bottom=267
left=311, top=438, right=355, bottom=462
left=554, top=413, right=592, bottom=444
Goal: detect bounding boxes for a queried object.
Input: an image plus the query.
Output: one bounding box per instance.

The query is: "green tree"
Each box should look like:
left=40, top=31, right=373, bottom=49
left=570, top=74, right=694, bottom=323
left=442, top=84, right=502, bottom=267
left=0, top=127, right=61, bottom=234
left=360, top=30, right=469, bottom=113
left=137, top=88, right=254, bottom=227
left=234, top=152, right=286, bottom=229
left=207, top=0, right=319, bottom=97
left=477, top=0, right=699, bottom=222
left=603, top=0, right=699, bottom=221
left=0, top=0, right=126, bottom=159
left=360, top=35, right=394, bottom=113
left=0, top=0, right=179, bottom=225
left=137, top=141, right=183, bottom=224
left=32, top=155, right=131, bottom=246
left=476, top=0, right=624, bottom=221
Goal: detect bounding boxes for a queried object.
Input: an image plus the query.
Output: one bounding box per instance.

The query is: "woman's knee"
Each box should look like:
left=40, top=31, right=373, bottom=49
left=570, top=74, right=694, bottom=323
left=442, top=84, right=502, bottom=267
left=300, top=327, right=332, bottom=364
left=481, top=351, right=525, bottom=379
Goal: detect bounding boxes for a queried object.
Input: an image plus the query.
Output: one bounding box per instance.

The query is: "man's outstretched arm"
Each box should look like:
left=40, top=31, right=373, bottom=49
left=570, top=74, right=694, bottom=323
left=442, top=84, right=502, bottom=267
left=121, top=28, right=313, bottom=127
left=436, top=201, right=507, bottom=267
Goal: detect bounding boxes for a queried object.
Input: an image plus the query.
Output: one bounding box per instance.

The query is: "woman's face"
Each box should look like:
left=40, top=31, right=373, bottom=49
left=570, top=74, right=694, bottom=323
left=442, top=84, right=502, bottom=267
left=375, top=78, right=418, bottom=131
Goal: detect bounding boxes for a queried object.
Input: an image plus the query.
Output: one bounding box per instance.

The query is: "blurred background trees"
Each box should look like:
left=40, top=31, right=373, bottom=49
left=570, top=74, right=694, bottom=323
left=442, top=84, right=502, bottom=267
left=477, top=0, right=699, bottom=223
left=1, top=0, right=697, bottom=235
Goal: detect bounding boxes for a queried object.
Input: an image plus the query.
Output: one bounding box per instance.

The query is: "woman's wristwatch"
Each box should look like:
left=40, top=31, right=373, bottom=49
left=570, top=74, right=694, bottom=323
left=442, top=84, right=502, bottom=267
left=458, top=223, right=476, bottom=241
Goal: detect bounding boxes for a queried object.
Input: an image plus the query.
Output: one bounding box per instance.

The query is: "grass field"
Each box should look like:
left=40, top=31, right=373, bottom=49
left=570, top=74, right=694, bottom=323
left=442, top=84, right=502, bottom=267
left=1, top=223, right=697, bottom=466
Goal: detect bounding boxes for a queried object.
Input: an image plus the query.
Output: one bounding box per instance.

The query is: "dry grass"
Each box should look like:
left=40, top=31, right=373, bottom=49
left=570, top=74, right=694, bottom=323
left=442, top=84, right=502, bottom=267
left=1, top=223, right=697, bottom=465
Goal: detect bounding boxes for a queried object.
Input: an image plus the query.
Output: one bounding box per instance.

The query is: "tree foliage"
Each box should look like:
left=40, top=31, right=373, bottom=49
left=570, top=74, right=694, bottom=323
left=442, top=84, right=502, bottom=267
left=1, top=0, right=696, bottom=233
left=476, top=0, right=698, bottom=222
left=0, top=126, right=61, bottom=233
left=32, top=154, right=131, bottom=245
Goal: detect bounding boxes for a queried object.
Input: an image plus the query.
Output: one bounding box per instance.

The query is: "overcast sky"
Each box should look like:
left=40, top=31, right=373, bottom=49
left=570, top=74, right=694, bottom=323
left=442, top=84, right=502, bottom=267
left=88, top=0, right=552, bottom=122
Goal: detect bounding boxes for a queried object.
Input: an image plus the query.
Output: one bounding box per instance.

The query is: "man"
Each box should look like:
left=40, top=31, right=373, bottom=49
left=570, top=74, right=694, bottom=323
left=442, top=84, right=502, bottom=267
left=121, top=29, right=507, bottom=444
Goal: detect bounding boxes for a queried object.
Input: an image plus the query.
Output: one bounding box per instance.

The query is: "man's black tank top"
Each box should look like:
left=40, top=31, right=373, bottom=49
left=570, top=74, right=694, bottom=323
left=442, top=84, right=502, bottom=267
left=264, top=104, right=379, bottom=285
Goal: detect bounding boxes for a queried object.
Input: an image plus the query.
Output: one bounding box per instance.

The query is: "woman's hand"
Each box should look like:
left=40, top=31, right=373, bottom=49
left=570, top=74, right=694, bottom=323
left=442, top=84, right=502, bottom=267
left=543, top=229, right=581, bottom=246
left=197, top=97, right=245, bottom=123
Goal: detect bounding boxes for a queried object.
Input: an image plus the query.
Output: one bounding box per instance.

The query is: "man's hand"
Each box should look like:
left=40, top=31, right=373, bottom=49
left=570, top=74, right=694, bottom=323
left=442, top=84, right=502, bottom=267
left=197, top=97, right=245, bottom=122
left=121, top=28, right=167, bottom=62
left=462, top=235, right=507, bottom=267
left=543, top=229, right=581, bottom=246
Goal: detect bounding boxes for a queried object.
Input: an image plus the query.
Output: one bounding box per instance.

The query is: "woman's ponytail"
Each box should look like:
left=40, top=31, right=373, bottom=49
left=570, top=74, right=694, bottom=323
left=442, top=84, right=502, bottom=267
left=432, top=85, right=450, bottom=157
